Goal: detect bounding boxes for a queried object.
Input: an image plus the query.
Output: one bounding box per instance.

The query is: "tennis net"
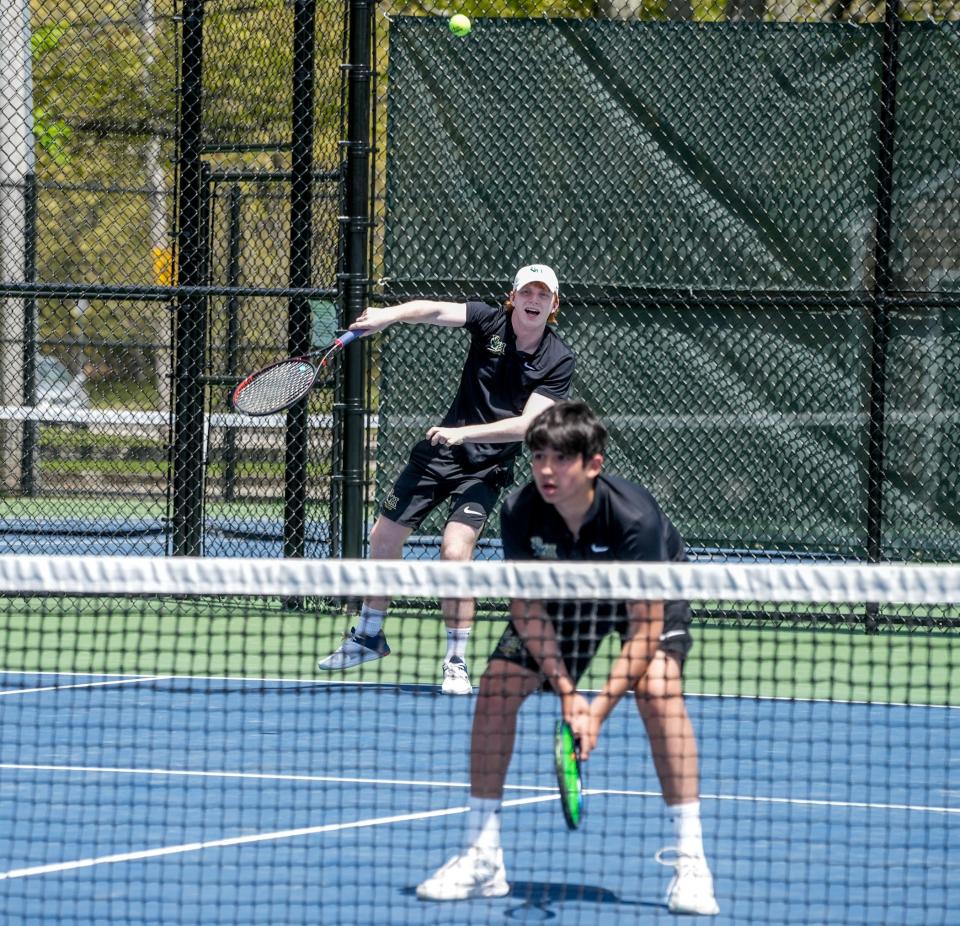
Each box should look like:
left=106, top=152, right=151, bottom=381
left=0, top=554, right=956, bottom=925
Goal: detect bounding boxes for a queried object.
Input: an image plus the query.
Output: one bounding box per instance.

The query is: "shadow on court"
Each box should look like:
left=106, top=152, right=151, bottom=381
left=401, top=879, right=658, bottom=921
left=505, top=879, right=660, bottom=920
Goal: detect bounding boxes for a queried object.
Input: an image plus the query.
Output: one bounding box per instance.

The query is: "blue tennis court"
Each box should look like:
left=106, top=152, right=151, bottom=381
left=1, top=670, right=956, bottom=925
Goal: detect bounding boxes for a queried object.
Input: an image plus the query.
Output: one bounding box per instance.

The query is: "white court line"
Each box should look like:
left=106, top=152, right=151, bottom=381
left=612, top=788, right=960, bottom=816
left=0, top=670, right=152, bottom=678
left=0, top=676, right=172, bottom=697
left=0, top=668, right=955, bottom=710
left=689, top=690, right=960, bottom=711
left=2, top=763, right=956, bottom=816
left=0, top=793, right=557, bottom=881
left=0, top=763, right=536, bottom=792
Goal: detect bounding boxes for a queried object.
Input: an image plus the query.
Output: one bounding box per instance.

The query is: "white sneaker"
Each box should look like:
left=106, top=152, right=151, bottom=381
left=441, top=656, right=472, bottom=695
left=656, top=848, right=719, bottom=915
left=416, top=846, right=509, bottom=901
left=317, top=628, right=390, bottom=671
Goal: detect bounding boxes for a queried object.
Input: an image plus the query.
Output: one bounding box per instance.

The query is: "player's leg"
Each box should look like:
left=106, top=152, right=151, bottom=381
left=316, top=514, right=411, bottom=670
left=437, top=518, right=482, bottom=694
left=356, top=513, right=412, bottom=637
left=418, top=657, right=540, bottom=901
left=318, top=442, right=439, bottom=671
left=437, top=478, right=501, bottom=694
left=635, top=650, right=699, bottom=805
left=635, top=647, right=719, bottom=916
left=469, top=657, right=541, bottom=797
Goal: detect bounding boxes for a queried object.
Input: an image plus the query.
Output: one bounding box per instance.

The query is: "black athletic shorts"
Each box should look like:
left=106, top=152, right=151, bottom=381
left=489, top=598, right=693, bottom=685
left=379, top=440, right=514, bottom=531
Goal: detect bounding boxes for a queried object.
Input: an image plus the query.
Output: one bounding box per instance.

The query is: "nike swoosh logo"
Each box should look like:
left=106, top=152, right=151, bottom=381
left=463, top=506, right=485, bottom=517
left=590, top=544, right=610, bottom=553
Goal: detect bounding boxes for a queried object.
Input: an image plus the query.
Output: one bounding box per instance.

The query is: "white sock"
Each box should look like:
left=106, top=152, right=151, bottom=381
left=466, top=796, right=502, bottom=853
left=670, top=800, right=705, bottom=858
left=356, top=605, right=386, bottom=638
left=445, top=628, right=470, bottom=662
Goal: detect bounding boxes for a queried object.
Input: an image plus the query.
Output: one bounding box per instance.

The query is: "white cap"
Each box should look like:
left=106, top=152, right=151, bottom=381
left=513, top=264, right=559, bottom=295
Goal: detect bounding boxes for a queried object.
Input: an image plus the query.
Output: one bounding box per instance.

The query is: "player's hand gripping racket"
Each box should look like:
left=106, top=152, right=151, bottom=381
left=554, top=719, right=584, bottom=830
left=231, top=330, right=361, bottom=416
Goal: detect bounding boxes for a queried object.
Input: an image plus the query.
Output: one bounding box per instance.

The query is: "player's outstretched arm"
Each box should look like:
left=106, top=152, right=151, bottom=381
left=348, top=300, right=467, bottom=336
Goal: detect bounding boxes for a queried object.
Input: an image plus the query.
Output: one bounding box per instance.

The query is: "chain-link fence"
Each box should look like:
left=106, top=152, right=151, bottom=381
left=2, top=0, right=959, bottom=562
left=1, top=0, right=349, bottom=558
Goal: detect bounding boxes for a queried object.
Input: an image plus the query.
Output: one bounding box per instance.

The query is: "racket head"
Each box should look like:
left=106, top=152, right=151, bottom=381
left=231, top=356, right=320, bottom=416
left=231, top=330, right=360, bottom=417
left=554, top=719, right=584, bottom=830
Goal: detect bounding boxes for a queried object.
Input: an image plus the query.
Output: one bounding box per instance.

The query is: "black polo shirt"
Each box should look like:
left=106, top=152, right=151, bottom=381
left=500, top=473, right=686, bottom=564
left=441, top=302, right=575, bottom=467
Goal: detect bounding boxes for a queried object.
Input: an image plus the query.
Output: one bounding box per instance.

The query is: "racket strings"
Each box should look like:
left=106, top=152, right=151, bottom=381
left=234, top=360, right=318, bottom=415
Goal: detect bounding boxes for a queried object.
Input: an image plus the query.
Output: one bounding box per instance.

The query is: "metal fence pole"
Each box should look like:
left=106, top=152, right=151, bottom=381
left=223, top=183, right=241, bottom=502
left=339, top=0, right=373, bottom=559
left=863, top=0, right=903, bottom=629
left=172, top=0, right=207, bottom=556
left=283, top=0, right=317, bottom=561
left=866, top=0, right=903, bottom=566
left=19, top=171, right=37, bottom=496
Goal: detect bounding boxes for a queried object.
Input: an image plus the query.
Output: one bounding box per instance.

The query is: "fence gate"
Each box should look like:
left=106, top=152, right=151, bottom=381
left=0, top=0, right=355, bottom=560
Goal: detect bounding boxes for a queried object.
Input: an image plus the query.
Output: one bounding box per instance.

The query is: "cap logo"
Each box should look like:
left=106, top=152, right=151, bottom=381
left=513, top=264, right=559, bottom=294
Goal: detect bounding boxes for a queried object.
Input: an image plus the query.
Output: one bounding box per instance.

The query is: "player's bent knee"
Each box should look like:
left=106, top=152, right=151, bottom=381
left=440, top=542, right=475, bottom=562
left=368, top=517, right=410, bottom=559
left=634, top=675, right=684, bottom=717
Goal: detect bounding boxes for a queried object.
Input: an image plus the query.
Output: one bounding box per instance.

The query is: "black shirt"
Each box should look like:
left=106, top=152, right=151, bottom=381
left=441, top=302, right=575, bottom=467
left=500, top=473, right=686, bottom=564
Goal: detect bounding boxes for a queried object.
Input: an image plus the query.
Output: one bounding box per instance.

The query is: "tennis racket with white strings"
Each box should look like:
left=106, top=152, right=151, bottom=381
left=231, top=329, right=362, bottom=416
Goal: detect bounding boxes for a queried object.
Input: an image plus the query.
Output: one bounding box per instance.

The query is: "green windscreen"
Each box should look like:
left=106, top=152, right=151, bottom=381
left=380, top=19, right=960, bottom=560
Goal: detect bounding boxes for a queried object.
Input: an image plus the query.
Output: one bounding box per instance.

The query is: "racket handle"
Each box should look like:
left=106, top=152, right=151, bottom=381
left=335, top=329, right=360, bottom=348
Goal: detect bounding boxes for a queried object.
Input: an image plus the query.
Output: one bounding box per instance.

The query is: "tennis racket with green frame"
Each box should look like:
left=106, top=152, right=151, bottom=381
left=554, top=719, right=584, bottom=829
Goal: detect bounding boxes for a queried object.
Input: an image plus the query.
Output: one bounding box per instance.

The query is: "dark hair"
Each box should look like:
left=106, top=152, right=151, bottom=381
left=525, top=400, right=608, bottom=459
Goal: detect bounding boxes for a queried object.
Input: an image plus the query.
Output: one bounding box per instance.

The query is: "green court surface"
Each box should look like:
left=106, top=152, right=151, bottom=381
left=0, top=597, right=956, bottom=705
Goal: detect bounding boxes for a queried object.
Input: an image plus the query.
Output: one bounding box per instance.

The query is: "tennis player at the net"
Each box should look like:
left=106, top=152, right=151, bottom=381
left=317, top=265, right=575, bottom=695
left=417, top=399, right=719, bottom=916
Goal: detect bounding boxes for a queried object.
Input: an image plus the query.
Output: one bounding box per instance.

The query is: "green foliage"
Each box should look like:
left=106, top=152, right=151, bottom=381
left=30, top=20, right=68, bottom=57
left=31, top=20, right=73, bottom=165
left=32, top=105, right=72, bottom=166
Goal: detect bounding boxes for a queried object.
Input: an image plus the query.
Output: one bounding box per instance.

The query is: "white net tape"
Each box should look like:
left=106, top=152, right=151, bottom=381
left=3, top=554, right=960, bottom=604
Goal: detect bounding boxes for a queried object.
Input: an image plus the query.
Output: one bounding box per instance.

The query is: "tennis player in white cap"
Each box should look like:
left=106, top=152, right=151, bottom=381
left=318, top=265, right=576, bottom=695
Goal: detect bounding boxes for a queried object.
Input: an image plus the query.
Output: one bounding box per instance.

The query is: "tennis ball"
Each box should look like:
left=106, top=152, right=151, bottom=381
left=449, top=13, right=472, bottom=37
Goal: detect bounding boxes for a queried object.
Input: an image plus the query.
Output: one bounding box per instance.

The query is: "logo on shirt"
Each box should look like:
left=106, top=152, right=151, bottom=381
left=530, top=536, right=558, bottom=560
left=486, top=335, right=506, bottom=356
left=383, top=492, right=399, bottom=511
left=498, top=625, right=524, bottom=657
left=590, top=544, right=610, bottom=553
